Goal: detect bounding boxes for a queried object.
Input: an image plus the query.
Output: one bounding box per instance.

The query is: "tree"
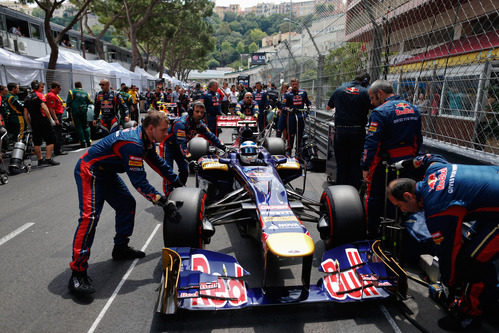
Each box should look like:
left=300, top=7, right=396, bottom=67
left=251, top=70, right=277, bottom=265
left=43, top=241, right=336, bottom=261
left=223, top=11, right=236, bottom=23
left=77, top=0, right=124, bottom=60
left=122, top=0, right=162, bottom=71
left=21, top=0, right=93, bottom=70
left=248, top=42, right=258, bottom=53
left=248, top=28, right=267, bottom=47
left=236, top=41, right=246, bottom=54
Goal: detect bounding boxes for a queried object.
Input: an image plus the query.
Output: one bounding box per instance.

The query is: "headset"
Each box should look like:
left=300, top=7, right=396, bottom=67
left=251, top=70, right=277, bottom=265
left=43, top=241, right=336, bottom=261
left=31, top=80, right=41, bottom=90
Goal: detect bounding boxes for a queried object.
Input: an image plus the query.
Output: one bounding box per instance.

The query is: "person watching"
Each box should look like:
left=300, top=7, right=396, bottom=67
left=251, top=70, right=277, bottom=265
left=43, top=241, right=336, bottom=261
left=280, top=78, right=311, bottom=155
left=326, top=72, right=371, bottom=189
left=93, top=79, right=129, bottom=134
left=361, top=79, right=422, bottom=238
left=24, top=80, right=60, bottom=167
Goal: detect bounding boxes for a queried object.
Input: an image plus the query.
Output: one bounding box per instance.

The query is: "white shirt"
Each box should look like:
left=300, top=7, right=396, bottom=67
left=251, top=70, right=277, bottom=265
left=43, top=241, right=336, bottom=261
left=229, top=91, right=238, bottom=104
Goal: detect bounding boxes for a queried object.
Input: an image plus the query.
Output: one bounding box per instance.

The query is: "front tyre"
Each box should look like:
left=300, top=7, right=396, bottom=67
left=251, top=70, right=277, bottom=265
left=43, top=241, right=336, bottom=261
left=319, top=185, right=366, bottom=249
left=163, top=187, right=207, bottom=248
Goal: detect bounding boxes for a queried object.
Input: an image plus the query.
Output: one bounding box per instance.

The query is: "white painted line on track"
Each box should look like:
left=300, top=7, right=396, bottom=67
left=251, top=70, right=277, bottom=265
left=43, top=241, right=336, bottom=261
left=87, top=223, right=162, bottom=333
left=73, top=148, right=86, bottom=153
left=380, top=304, right=402, bottom=333
left=0, top=223, right=35, bottom=246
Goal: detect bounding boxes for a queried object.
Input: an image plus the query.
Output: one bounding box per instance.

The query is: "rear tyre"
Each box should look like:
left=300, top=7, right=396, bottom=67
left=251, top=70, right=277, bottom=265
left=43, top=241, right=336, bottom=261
left=320, top=185, right=366, bottom=249
left=263, top=137, right=286, bottom=155
left=163, top=187, right=206, bottom=248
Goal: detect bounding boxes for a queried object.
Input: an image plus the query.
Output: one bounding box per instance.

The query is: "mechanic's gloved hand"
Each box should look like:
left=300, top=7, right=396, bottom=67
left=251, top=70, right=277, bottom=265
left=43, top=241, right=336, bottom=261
left=172, top=178, right=184, bottom=188
left=165, top=200, right=181, bottom=223
left=237, top=112, right=245, bottom=120
left=154, top=195, right=168, bottom=207
left=188, top=160, right=199, bottom=173
left=220, top=144, right=227, bottom=152
left=393, top=158, right=414, bottom=170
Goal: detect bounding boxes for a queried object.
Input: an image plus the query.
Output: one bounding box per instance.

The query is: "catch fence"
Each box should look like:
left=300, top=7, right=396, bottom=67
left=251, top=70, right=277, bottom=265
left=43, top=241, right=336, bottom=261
left=263, top=0, right=498, bottom=163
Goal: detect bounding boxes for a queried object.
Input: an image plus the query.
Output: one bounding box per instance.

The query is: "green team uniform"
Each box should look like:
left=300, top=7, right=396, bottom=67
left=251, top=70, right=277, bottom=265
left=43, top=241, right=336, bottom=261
left=67, top=88, right=92, bottom=146
left=119, top=91, right=133, bottom=126
left=5, top=93, right=26, bottom=140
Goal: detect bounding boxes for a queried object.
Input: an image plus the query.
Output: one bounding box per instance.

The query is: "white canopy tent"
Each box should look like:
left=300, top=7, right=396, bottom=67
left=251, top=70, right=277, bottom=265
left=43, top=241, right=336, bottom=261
left=134, top=67, right=156, bottom=90
left=36, top=50, right=114, bottom=96
left=107, top=62, right=141, bottom=88
left=0, top=48, right=44, bottom=86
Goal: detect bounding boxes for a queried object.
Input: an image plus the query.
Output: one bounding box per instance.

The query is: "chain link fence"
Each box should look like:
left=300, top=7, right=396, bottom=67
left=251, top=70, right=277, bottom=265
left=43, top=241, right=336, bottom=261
left=262, top=0, right=498, bottom=162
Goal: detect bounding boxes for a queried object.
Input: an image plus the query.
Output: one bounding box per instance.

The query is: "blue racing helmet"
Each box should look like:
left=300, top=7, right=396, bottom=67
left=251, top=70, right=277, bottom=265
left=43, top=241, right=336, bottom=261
left=240, top=141, right=258, bottom=164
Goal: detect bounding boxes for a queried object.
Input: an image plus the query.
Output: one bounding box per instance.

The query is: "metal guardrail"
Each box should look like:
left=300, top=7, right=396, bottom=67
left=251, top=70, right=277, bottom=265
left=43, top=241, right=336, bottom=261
left=305, top=109, right=332, bottom=159
left=305, top=109, right=499, bottom=165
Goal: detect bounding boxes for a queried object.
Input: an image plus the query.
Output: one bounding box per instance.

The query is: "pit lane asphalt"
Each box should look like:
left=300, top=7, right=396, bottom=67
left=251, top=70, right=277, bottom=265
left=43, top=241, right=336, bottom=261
left=0, top=134, right=496, bottom=333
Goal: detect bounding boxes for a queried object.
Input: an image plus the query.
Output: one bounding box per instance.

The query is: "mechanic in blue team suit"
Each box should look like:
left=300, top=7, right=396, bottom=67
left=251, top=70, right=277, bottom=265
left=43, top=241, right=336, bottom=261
left=69, top=111, right=182, bottom=295
left=93, top=79, right=129, bottom=133
left=387, top=158, right=499, bottom=331
left=235, top=92, right=259, bottom=119
left=280, top=78, right=312, bottom=154
left=253, top=81, right=269, bottom=132
left=200, top=79, right=222, bottom=135
left=361, top=79, right=422, bottom=237
left=160, top=101, right=225, bottom=196
left=327, top=72, right=371, bottom=189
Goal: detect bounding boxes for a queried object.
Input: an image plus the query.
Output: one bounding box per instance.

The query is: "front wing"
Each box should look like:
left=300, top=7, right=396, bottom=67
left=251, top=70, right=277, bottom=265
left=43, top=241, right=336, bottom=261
left=156, top=241, right=399, bottom=314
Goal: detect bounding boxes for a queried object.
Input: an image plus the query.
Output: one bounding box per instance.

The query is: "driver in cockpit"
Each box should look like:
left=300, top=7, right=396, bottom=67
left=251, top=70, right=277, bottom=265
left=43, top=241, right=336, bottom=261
left=239, top=141, right=267, bottom=166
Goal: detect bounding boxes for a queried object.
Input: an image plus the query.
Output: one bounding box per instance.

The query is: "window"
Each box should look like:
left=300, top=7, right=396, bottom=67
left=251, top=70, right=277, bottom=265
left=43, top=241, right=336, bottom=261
left=30, top=23, right=41, bottom=40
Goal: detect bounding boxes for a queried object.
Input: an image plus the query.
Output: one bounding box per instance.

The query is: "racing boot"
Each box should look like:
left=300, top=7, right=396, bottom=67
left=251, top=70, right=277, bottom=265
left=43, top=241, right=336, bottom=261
left=68, top=270, right=95, bottom=295
left=112, top=244, right=145, bottom=261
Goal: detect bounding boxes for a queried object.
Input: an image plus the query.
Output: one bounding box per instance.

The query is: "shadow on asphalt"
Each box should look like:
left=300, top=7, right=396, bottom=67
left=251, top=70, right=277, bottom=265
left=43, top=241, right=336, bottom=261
left=47, top=251, right=163, bottom=304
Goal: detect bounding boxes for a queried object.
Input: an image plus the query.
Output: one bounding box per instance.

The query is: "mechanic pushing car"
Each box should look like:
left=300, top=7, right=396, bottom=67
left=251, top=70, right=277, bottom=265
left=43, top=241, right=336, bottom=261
left=361, top=79, right=422, bottom=238
left=69, top=111, right=182, bottom=295
left=387, top=158, right=499, bottom=331
left=235, top=92, right=259, bottom=119
left=160, top=101, right=225, bottom=196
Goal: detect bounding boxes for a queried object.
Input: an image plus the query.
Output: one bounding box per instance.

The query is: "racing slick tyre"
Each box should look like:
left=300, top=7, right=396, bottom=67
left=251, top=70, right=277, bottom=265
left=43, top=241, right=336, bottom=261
left=320, top=185, right=366, bottom=249
left=163, top=187, right=207, bottom=248
left=263, top=137, right=286, bottom=156
left=188, top=137, right=210, bottom=161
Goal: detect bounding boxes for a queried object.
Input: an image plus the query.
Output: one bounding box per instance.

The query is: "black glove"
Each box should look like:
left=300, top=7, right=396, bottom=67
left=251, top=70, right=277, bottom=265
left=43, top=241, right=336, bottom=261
left=220, top=144, right=227, bottom=152
left=165, top=201, right=181, bottom=223
left=156, top=195, right=168, bottom=207
left=172, top=177, right=184, bottom=188
left=188, top=160, right=199, bottom=173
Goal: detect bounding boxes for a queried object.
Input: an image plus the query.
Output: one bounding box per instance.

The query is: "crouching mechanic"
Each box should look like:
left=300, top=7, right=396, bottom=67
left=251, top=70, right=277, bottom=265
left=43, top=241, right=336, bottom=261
left=387, top=158, right=499, bottom=330
left=160, top=101, right=226, bottom=196
left=69, top=111, right=183, bottom=295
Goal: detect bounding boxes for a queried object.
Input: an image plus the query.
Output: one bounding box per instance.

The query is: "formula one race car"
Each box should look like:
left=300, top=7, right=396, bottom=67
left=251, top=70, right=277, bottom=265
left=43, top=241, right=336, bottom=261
left=156, top=138, right=407, bottom=314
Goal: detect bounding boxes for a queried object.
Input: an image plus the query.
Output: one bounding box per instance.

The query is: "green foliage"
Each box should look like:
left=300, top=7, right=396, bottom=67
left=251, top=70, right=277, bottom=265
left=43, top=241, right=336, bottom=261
left=248, top=42, right=258, bottom=53
left=324, top=42, right=367, bottom=88
left=31, top=7, right=45, bottom=19
left=236, top=41, right=246, bottom=54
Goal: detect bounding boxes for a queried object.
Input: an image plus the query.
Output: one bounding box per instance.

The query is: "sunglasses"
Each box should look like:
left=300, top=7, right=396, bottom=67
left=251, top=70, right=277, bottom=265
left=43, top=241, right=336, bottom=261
left=99, top=83, right=107, bottom=86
